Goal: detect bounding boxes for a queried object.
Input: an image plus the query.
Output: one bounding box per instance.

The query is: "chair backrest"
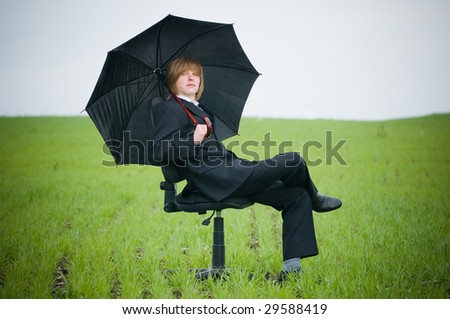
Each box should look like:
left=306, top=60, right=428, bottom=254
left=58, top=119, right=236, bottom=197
left=153, top=96, right=188, bottom=184
left=151, top=96, right=164, bottom=107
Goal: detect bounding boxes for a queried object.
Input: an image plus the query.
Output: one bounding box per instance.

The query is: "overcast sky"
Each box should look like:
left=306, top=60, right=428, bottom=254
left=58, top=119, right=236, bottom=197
left=1, top=0, right=449, bottom=120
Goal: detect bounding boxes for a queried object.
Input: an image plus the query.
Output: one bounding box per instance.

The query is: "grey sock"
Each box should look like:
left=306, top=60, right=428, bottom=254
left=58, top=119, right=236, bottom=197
left=282, top=257, right=302, bottom=272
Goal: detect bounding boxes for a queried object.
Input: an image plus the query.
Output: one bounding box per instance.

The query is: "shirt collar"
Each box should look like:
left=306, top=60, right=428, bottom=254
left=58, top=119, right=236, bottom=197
left=177, top=94, right=199, bottom=106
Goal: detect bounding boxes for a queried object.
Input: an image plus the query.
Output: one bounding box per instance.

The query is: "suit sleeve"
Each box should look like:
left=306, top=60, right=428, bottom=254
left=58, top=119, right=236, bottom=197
left=152, top=102, right=197, bottom=165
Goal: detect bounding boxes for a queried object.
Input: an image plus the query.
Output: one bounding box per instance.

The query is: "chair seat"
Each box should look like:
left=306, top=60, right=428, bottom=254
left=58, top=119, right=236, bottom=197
left=160, top=165, right=254, bottom=213
left=175, top=193, right=253, bottom=212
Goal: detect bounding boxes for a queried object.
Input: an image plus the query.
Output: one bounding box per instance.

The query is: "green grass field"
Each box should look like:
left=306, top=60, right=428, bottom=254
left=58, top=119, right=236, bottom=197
left=0, top=114, right=449, bottom=298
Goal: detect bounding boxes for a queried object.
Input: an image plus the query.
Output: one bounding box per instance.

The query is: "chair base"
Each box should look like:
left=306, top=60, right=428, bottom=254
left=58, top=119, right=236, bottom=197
left=165, top=212, right=240, bottom=281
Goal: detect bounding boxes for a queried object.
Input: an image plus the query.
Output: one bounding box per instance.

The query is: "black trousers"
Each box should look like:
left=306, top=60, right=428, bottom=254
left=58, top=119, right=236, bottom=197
left=230, top=152, right=319, bottom=260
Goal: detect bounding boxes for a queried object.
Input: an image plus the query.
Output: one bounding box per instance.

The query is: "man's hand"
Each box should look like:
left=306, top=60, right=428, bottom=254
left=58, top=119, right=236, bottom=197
left=194, top=124, right=208, bottom=145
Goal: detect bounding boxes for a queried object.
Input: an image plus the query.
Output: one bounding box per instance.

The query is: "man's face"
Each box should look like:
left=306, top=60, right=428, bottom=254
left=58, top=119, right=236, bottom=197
left=175, top=69, right=200, bottom=99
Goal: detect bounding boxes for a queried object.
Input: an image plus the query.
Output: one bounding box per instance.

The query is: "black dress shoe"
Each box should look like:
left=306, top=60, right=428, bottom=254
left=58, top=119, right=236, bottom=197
left=312, top=193, right=342, bottom=212
left=276, top=269, right=303, bottom=282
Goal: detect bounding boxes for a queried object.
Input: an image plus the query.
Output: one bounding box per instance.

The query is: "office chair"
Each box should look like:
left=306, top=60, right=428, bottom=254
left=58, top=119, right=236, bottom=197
left=160, top=164, right=253, bottom=279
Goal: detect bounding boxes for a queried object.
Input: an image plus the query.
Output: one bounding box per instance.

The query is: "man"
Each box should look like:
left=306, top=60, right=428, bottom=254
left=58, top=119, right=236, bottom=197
left=152, top=57, right=342, bottom=279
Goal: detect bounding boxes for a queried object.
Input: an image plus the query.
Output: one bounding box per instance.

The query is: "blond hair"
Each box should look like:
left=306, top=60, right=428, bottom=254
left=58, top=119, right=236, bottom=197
left=166, top=57, right=204, bottom=100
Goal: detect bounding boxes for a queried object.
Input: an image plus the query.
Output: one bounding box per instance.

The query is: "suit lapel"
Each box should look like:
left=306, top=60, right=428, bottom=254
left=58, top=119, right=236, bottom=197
left=171, top=98, right=217, bottom=137
left=183, top=100, right=207, bottom=118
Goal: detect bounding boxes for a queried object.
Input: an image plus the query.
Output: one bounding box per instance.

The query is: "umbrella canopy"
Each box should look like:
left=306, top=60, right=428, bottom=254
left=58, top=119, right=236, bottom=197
left=85, top=14, right=259, bottom=165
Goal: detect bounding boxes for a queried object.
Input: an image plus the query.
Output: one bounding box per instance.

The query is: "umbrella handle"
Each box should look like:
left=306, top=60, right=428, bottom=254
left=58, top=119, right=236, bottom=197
left=203, top=116, right=212, bottom=138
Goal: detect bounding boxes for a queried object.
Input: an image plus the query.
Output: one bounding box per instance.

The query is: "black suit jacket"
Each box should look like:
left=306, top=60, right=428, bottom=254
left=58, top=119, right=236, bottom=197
left=152, top=97, right=254, bottom=201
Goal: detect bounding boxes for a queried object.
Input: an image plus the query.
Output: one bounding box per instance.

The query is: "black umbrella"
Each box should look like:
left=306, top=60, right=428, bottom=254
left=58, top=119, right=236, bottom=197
left=85, top=14, right=259, bottom=165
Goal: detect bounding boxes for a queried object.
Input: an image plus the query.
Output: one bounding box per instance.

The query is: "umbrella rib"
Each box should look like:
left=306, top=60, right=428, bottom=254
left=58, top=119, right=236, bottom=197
left=136, top=79, right=160, bottom=107
left=86, top=74, right=155, bottom=109
left=202, top=64, right=260, bottom=75
left=86, top=52, right=164, bottom=109
left=160, top=24, right=231, bottom=69
left=156, top=16, right=165, bottom=74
